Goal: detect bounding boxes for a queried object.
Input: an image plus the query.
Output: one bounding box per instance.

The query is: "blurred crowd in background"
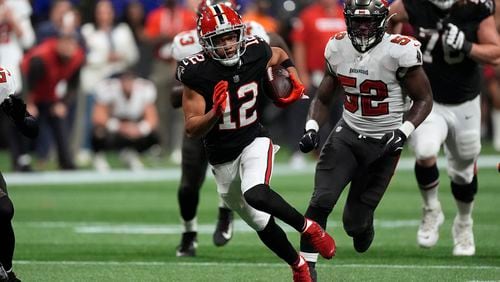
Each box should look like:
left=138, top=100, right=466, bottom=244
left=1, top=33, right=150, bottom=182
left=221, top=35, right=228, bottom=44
left=0, top=0, right=499, bottom=173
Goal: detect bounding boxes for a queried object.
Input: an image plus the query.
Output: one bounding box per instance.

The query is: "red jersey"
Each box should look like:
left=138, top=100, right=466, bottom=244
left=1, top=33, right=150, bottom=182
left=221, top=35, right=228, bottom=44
left=21, top=39, right=85, bottom=103
left=290, top=3, right=345, bottom=72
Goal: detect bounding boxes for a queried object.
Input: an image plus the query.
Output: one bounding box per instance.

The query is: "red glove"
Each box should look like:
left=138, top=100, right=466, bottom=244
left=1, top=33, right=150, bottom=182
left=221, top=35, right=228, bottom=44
left=274, top=72, right=306, bottom=108
left=212, top=80, right=228, bottom=116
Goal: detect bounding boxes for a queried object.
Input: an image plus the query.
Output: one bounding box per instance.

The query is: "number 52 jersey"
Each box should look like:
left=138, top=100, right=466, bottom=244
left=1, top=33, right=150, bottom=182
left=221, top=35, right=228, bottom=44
left=325, top=32, right=423, bottom=139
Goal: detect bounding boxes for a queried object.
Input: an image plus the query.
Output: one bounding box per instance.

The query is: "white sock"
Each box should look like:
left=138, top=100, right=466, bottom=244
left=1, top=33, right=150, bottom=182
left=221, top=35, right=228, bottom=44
left=492, top=109, right=500, bottom=151
left=218, top=196, right=227, bottom=209
left=300, top=251, right=318, bottom=263
left=420, top=186, right=440, bottom=209
left=183, top=217, right=198, bottom=232
left=455, top=200, right=473, bottom=222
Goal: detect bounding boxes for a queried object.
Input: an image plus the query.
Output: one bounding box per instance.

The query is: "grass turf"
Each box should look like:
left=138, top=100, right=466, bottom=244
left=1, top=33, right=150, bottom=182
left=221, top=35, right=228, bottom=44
left=6, top=168, right=500, bottom=281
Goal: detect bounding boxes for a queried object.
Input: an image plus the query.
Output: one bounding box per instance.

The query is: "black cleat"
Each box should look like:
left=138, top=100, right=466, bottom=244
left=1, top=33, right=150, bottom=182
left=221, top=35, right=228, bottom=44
left=176, top=231, right=197, bottom=257
left=353, top=225, right=375, bottom=253
left=307, top=261, right=317, bottom=282
left=0, top=264, right=7, bottom=282
left=7, top=272, right=20, bottom=282
left=213, top=208, right=233, bottom=247
left=0, top=264, right=20, bottom=282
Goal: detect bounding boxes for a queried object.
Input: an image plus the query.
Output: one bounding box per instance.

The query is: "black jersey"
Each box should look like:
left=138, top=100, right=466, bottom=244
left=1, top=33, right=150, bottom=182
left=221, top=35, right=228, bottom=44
left=177, top=36, right=272, bottom=165
left=403, top=0, right=494, bottom=104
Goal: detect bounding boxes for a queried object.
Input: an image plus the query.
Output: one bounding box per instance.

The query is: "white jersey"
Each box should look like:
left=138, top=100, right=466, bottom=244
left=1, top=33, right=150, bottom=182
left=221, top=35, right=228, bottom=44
left=171, top=20, right=270, bottom=61
left=325, top=32, right=422, bottom=139
left=94, top=78, right=157, bottom=121
left=0, top=66, right=16, bottom=103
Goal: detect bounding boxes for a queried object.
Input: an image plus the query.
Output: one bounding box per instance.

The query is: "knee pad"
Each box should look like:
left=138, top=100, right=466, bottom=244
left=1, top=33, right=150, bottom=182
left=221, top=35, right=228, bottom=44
left=243, top=184, right=270, bottom=211
left=451, top=176, right=477, bottom=203
left=455, top=131, right=481, bottom=160
left=414, top=163, right=440, bottom=189
left=412, top=139, right=441, bottom=160
left=0, top=196, right=14, bottom=221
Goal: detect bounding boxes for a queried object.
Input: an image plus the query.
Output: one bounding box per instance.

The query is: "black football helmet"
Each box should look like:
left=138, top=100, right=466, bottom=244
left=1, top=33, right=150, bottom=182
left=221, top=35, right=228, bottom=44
left=344, top=0, right=389, bottom=53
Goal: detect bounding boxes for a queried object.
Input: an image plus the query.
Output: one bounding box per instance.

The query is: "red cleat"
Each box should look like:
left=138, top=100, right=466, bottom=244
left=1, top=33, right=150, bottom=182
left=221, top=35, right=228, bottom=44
left=302, top=219, right=336, bottom=259
left=291, top=256, right=312, bottom=282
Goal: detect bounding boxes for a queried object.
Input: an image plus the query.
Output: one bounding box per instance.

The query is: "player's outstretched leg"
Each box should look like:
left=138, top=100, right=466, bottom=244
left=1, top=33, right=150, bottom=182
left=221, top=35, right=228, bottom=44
left=244, top=185, right=336, bottom=259
left=256, top=217, right=312, bottom=282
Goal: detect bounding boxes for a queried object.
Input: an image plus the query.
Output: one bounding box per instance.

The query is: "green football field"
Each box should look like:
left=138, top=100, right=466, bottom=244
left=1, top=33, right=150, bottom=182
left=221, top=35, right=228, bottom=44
left=5, top=163, right=500, bottom=281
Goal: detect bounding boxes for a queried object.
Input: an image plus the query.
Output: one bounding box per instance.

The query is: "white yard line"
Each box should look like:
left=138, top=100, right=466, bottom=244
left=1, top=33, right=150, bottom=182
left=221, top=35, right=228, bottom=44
left=16, top=219, right=421, bottom=235
left=13, top=260, right=500, bottom=270
left=4, top=155, right=500, bottom=186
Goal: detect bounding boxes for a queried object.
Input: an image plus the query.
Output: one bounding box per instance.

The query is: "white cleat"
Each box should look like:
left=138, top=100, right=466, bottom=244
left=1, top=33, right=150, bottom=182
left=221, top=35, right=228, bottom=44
left=452, top=216, right=475, bottom=256
left=417, top=203, right=444, bottom=248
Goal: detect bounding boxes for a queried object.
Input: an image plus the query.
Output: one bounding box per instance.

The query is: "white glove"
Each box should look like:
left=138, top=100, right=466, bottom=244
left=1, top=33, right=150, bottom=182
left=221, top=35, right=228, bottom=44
left=443, top=23, right=472, bottom=54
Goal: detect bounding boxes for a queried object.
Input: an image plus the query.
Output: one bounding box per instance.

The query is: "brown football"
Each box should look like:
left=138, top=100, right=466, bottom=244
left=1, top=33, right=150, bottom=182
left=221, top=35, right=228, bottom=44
left=263, top=64, right=292, bottom=101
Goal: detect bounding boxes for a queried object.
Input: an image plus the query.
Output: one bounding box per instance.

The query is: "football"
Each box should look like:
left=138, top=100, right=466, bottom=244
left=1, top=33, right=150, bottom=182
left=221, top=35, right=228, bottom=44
left=263, top=64, right=292, bottom=101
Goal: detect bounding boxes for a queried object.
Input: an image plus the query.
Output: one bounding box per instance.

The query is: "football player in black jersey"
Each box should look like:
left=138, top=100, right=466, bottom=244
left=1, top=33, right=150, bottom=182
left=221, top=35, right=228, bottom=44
left=170, top=0, right=293, bottom=257
left=389, top=0, right=500, bottom=256
left=177, top=4, right=335, bottom=281
left=0, top=67, right=38, bottom=282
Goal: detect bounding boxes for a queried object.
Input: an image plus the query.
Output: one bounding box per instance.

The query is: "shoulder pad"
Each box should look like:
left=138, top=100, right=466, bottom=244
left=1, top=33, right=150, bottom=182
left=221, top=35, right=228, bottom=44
left=387, top=34, right=423, bottom=68
left=324, top=32, right=348, bottom=72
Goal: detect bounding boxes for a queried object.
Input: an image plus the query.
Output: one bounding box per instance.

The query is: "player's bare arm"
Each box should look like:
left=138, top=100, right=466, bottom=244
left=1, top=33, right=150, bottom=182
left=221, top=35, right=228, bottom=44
left=400, top=66, right=433, bottom=128
left=182, top=85, right=219, bottom=138
left=267, top=46, right=301, bottom=82
left=470, top=16, right=500, bottom=65
left=307, top=70, right=343, bottom=126
left=387, top=0, right=408, bottom=34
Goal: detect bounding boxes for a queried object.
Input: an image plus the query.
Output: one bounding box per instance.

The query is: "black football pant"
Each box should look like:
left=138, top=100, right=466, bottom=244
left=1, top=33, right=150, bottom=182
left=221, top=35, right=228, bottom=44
left=177, top=135, right=208, bottom=222
left=301, top=121, right=400, bottom=253
left=0, top=172, right=15, bottom=271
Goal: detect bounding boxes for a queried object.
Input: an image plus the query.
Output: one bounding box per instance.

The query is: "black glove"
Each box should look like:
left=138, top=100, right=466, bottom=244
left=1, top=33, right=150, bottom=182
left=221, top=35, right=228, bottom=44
left=443, top=23, right=472, bottom=55
left=1, top=94, right=26, bottom=122
left=380, top=129, right=407, bottom=156
left=299, top=129, right=319, bottom=153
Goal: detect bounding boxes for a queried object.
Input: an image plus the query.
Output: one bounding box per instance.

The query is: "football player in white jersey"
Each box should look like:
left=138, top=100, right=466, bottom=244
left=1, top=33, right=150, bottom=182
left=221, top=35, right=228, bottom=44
left=170, top=0, right=282, bottom=257
left=0, top=66, right=38, bottom=282
left=297, top=0, right=433, bottom=280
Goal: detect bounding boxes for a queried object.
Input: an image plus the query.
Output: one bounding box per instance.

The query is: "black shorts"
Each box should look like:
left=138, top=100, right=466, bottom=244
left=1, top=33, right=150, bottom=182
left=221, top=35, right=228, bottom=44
left=311, top=120, right=400, bottom=210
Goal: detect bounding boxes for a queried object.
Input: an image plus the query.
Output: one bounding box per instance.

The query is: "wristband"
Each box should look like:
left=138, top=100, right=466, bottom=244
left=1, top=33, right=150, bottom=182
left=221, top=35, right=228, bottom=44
left=138, top=120, right=152, bottom=136
left=305, top=119, right=319, bottom=132
left=399, top=121, right=415, bottom=138
left=106, top=118, right=119, bottom=133
left=280, top=58, right=295, bottom=69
